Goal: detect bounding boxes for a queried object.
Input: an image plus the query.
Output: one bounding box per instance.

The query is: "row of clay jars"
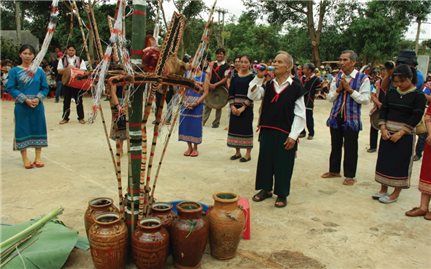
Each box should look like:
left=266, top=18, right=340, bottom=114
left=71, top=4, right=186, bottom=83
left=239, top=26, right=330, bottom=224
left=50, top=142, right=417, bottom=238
left=208, top=192, right=245, bottom=260
left=133, top=201, right=208, bottom=269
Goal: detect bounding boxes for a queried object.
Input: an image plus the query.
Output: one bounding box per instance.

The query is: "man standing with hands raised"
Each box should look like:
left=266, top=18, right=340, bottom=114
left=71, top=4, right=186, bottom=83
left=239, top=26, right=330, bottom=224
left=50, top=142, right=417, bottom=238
left=321, top=50, right=370, bottom=185
left=248, top=51, right=306, bottom=208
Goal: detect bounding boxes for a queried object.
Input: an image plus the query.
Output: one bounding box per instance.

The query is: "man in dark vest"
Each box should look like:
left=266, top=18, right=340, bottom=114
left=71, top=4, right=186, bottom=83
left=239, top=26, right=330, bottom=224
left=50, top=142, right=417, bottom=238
left=57, top=44, right=87, bottom=124
left=203, top=48, right=229, bottom=128
left=321, top=50, right=370, bottom=185
left=299, top=63, right=321, bottom=140
left=248, top=51, right=306, bottom=208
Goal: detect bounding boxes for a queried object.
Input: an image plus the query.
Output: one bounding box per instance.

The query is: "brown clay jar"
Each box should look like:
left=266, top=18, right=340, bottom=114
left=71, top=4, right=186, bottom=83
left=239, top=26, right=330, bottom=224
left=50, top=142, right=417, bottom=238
left=84, top=197, right=119, bottom=236
left=88, top=212, right=128, bottom=269
left=171, top=201, right=209, bottom=269
left=150, top=202, right=177, bottom=231
left=132, top=217, right=169, bottom=269
left=208, top=192, right=245, bottom=260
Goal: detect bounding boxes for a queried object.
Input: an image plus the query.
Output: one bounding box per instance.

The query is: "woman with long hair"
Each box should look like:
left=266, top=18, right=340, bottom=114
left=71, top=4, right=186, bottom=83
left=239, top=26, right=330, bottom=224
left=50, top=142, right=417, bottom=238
left=179, top=63, right=208, bottom=157
left=372, top=64, right=426, bottom=203
left=227, top=55, right=255, bottom=162
left=6, top=44, right=49, bottom=168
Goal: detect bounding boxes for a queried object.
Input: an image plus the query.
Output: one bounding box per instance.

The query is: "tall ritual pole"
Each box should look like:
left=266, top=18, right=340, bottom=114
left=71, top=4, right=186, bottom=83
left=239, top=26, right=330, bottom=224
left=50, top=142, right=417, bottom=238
left=126, top=0, right=147, bottom=234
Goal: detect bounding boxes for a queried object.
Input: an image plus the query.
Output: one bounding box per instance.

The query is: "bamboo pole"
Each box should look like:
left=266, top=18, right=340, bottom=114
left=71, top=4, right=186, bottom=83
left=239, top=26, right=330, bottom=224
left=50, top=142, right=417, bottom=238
left=89, top=1, right=104, bottom=58
left=72, top=0, right=93, bottom=70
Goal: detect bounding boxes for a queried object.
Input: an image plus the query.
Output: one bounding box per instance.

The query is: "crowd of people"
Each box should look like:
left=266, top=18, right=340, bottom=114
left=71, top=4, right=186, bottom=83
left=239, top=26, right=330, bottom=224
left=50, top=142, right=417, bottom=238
left=3, top=43, right=431, bottom=219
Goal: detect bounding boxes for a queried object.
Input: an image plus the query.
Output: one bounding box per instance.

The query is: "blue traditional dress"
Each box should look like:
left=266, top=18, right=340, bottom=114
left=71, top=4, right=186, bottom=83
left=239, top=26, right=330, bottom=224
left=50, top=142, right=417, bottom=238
left=6, top=67, right=49, bottom=150
left=179, top=72, right=206, bottom=144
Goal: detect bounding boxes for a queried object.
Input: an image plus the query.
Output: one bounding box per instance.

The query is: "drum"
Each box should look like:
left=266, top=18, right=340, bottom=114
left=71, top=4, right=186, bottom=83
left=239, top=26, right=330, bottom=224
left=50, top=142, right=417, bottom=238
left=205, top=86, right=228, bottom=109
left=62, top=68, right=92, bottom=90
left=370, top=109, right=380, bottom=130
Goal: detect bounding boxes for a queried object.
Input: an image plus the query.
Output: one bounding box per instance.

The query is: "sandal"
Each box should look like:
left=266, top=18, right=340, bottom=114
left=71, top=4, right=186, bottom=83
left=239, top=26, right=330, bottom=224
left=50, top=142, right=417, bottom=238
left=405, top=207, right=427, bottom=217
left=190, top=150, right=199, bottom=157
left=239, top=157, right=251, bottom=162
left=33, top=161, right=45, bottom=168
left=184, top=149, right=192, bottom=156
left=230, top=154, right=241, bottom=160
left=342, top=178, right=356, bottom=186
left=321, top=172, right=341, bottom=178
left=252, top=190, right=272, bottom=202
left=24, top=162, right=34, bottom=169
left=274, top=196, right=287, bottom=208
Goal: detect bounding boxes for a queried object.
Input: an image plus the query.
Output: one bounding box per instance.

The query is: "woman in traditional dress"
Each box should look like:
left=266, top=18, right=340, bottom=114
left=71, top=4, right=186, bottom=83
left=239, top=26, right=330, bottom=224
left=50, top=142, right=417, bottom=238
left=227, top=55, right=255, bottom=162
left=372, top=64, right=426, bottom=203
left=6, top=44, right=49, bottom=168
left=405, top=104, right=431, bottom=220
left=179, top=63, right=208, bottom=157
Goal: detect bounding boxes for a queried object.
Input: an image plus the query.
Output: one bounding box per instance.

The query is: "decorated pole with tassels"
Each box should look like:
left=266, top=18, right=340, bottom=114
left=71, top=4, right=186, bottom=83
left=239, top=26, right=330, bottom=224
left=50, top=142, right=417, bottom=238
left=126, top=0, right=147, bottom=234
left=138, top=13, right=185, bottom=219
left=21, top=0, right=59, bottom=83
left=147, top=0, right=218, bottom=207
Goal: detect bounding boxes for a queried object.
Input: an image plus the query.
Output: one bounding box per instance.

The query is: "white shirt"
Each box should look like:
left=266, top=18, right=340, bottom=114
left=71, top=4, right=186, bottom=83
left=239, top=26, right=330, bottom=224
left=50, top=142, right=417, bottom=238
left=247, top=75, right=306, bottom=140
left=57, top=55, right=87, bottom=71
left=327, top=69, right=370, bottom=104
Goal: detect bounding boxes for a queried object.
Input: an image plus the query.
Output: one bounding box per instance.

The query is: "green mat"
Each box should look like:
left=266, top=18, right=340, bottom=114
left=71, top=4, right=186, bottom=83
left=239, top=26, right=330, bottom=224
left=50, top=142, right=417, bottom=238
left=1, top=219, right=89, bottom=269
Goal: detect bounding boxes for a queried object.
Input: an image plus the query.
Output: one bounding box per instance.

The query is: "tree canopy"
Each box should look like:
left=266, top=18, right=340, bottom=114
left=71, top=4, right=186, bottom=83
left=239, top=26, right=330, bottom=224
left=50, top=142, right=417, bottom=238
left=1, top=0, right=430, bottom=68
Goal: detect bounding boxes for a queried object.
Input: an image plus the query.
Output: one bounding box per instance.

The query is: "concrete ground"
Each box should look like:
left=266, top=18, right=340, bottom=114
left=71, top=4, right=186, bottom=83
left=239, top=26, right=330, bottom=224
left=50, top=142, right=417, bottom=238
left=1, top=95, right=430, bottom=269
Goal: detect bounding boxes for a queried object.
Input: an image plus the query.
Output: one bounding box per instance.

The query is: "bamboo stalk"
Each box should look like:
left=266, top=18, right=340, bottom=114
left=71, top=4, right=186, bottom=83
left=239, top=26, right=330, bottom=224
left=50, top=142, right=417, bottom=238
left=107, top=16, right=120, bottom=63
left=72, top=0, right=93, bottom=70
left=99, top=80, right=125, bottom=214
left=0, top=207, right=63, bottom=252
left=89, top=1, right=104, bottom=59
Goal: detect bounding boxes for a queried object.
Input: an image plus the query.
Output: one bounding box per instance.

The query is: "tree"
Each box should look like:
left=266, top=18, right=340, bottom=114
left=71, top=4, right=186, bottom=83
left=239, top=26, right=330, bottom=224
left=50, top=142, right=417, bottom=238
left=342, top=0, right=425, bottom=64
left=243, top=0, right=335, bottom=66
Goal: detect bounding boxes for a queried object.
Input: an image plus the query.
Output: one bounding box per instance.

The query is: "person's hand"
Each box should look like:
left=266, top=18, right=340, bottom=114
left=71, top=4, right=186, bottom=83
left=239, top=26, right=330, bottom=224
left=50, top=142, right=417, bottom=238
left=236, top=106, right=245, bottom=116
left=380, top=126, right=391, bottom=140
left=426, top=134, right=431, bottom=146
left=283, top=137, right=296, bottom=150
left=390, top=130, right=404, bottom=143
left=256, top=64, right=267, bottom=79
left=209, top=83, right=216, bottom=91
left=30, top=98, right=39, bottom=107
left=377, top=101, right=382, bottom=109
left=341, top=78, right=353, bottom=94
left=231, top=106, right=239, bottom=116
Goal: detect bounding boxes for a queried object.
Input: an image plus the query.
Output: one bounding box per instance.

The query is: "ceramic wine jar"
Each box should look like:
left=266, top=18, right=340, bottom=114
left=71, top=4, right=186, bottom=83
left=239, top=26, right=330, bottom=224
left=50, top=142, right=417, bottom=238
left=84, top=197, right=119, bottom=236
left=132, top=217, right=169, bottom=269
left=171, top=201, right=209, bottom=269
left=150, top=202, right=177, bottom=231
left=208, top=192, right=245, bottom=260
left=88, top=212, right=128, bottom=269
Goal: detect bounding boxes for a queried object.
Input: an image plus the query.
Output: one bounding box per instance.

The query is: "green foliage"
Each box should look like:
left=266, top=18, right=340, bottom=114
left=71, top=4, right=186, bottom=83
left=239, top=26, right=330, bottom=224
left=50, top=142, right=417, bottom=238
left=0, top=37, right=20, bottom=62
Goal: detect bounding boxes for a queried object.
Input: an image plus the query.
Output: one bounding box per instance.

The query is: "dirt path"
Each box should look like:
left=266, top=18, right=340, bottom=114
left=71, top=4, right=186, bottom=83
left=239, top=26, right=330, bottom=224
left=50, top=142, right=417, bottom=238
left=1, top=96, right=430, bottom=269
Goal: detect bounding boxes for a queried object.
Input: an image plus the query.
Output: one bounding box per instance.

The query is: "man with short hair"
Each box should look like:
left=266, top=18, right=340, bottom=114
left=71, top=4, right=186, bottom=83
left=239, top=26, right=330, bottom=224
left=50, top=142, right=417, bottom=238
left=321, top=50, right=370, bottom=185
left=300, top=63, right=321, bottom=140
left=57, top=45, right=87, bottom=124
left=202, top=48, right=229, bottom=128
left=248, top=51, right=306, bottom=208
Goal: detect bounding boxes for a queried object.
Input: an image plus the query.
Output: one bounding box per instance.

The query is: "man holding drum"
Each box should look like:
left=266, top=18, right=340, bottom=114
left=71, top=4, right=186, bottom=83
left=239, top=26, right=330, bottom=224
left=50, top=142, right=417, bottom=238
left=58, top=44, right=87, bottom=124
left=203, top=48, right=230, bottom=128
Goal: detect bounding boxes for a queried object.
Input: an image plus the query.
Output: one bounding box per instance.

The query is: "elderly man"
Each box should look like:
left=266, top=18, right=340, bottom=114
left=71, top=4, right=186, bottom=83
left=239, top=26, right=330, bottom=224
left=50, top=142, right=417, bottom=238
left=57, top=44, right=87, bottom=124
left=248, top=51, right=306, bottom=208
left=321, top=50, right=370, bottom=185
